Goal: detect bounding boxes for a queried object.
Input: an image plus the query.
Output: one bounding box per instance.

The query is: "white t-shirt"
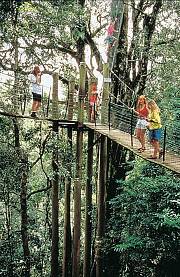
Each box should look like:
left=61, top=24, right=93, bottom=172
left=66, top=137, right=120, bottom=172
left=29, top=74, right=42, bottom=95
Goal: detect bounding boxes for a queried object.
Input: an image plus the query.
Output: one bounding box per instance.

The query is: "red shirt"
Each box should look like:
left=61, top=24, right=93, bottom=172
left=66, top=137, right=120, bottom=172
left=107, top=23, right=115, bottom=36
left=136, top=106, right=149, bottom=118
left=90, top=93, right=97, bottom=103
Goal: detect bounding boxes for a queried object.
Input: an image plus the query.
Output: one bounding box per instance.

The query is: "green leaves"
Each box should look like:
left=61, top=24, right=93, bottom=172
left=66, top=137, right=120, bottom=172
left=106, top=167, right=180, bottom=275
left=157, top=207, right=180, bottom=229
left=114, top=235, right=145, bottom=252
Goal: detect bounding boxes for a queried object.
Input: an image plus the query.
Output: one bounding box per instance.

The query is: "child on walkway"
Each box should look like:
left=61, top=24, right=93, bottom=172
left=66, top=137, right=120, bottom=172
left=89, top=82, right=99, bottom=122
left=147, top=99, right=162, bottom=159
left=134, top=95, right=149, bottom=152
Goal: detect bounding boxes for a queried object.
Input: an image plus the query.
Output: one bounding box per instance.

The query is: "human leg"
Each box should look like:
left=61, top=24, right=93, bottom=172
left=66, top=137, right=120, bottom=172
left=140, top=129, right=146, bottom=150
left=90, top=103, right=95, bottom=122
left=136, top=128, right=146, bottom=151
left=135, top=119, right=146, bottom=150
left=31, top=93, right=41, bottom=116
left=36, top=100, right=41, bottom=111
left=32, top=100, right=38, bottom=112
left=149, top=136, right=160, bottom=158
left=152, top=129, right=162, bottom=158
left=148, top=139, right=157, bottom=158
left=153, top=139, right=160, bottom=158
left=149, top=130, right=158, bottom=158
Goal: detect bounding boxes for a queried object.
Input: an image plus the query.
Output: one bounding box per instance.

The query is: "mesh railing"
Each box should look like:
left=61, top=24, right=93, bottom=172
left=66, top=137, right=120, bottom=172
left=109, top=102, right=179, bottom=163
left=89, top=99, right=180, bottom=167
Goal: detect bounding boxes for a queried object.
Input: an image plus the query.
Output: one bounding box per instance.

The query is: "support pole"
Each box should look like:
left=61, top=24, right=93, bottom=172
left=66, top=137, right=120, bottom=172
left=62, top=127, right=72, bottom=277
left=96, top=135, right=107, bottom=277
left=162, top=126, right=167, bottom=162
left=77, top=62, right=86, bottom=126
left=67, top=77, right=75, bottom=120
left=130, top=109, right=134, bottom=147
left=83, top=129, right=94, bottom=277
left=52, top=72, right=59, bottom=120
left=101, top=64, right=110, bottom=125
left=51, top=73, right=59, bottom=277
left=72, top=62, right=86, bottom=277
left=62, top=81, right=74, bottom=277
left=88, top=77, right=97, bottom=122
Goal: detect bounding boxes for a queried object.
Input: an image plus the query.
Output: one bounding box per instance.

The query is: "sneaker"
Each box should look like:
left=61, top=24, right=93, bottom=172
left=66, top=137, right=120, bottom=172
left=31, top=112, right=37, bottom=118
left=138, top=148, right=146, bottom=152
left=159, top=150, right=163, bottom=159
left=148, top=155, right=157, bottom=160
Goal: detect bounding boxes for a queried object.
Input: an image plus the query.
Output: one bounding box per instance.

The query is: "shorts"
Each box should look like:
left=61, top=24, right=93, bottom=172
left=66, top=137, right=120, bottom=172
left=90, top=102, right=96, bottom=107
left=104, top=36, right=115, bottom=45
left=135, top=118, right=148, bottom=129
left=149, top=128, right=162, bottom=141
left=32, top=93, right=42, bottom=102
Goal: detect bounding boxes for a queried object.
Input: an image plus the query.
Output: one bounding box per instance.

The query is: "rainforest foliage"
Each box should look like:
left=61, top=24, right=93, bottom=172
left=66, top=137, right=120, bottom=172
left=0, top=0, right=179, bottom=276
left=106, top=162, right=180, bottom=276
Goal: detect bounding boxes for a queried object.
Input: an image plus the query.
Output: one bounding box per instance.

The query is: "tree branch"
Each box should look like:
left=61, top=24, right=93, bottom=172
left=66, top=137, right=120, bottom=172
left=27, top=183, right=52, bottom=200
left=30, top=131, right=51, bottom=169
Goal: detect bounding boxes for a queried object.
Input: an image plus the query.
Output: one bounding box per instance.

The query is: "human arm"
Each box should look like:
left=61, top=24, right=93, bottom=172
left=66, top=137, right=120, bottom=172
left=29, top=74, right=41, bottom=84
left=131, top=108, right=139, bottom=116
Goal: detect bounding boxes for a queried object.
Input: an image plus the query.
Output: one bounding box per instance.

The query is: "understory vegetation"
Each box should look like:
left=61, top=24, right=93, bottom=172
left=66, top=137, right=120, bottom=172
left=106, top=162, right=180, bottom=276
left=0, top=0, right=179, bottom=276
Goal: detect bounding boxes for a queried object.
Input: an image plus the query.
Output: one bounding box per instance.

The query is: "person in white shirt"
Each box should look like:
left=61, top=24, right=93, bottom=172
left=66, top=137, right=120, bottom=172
left=29, top=66, right=42, bottom=117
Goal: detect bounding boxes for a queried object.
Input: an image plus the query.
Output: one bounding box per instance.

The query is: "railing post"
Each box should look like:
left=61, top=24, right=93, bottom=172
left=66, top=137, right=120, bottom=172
left=41, top=85, right=45, bottom=117
left=108, top=96, right=111, bottom=130
left=67, top=77, right=75, bottom=121
left=130, top=109, right=134, bottom=147
left=77, top=62, right=86, bottom=126
left=101, top=64, right=110, bottom=125
left=162, top=126, right=167, bottom=161
left=46, top=87, right=51, bottom=118
left=52, top=72, right=59, bottom=120
left=94, top=102, right=96, bottom=127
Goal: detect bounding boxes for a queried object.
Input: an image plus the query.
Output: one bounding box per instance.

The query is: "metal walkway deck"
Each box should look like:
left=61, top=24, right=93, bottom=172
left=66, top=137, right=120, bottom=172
left=85, top=123, right=180, bottom=174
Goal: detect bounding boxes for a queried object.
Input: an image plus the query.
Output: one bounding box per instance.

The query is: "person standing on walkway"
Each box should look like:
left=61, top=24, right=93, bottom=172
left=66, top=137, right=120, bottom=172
left=89, top=82, right=99, bottom=122
left=29, top=66, right=42, bottom=117
left=147, top=99, right=162, bottom=159
left=134, top=95, right=149, bottom=152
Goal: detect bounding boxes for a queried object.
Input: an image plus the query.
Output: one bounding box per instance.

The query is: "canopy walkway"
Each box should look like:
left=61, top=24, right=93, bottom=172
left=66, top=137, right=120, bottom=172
left=0, top=64, right=179, bottom=277
left=85, top=100, right=180, bottom=174
left=0, top=69, right=179, bottom=174
left=85, top=122, right=180, bottom=174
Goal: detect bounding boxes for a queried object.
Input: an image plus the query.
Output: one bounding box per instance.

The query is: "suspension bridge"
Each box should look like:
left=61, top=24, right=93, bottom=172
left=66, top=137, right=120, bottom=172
left=0, top=69, right=180, bottom=174
left=85, top=101, right=180, bottom=174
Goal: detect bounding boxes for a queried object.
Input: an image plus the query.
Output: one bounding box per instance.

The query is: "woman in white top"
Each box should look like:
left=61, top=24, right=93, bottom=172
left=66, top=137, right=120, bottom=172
left=29, top=66, right=42, bottom=117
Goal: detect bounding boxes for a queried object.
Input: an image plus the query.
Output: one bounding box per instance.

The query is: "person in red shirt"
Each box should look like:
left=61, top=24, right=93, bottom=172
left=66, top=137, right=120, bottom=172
left=104, top=21, right=117, bottom=50
left=89, top=83, right=98, bottom=122
left=134, top=95, right=149, bottom=152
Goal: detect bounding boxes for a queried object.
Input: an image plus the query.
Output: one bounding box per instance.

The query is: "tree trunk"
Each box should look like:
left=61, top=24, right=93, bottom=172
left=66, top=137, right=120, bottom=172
left=13, top=118, right=30, bottom=277
left=83, top=129, right=94, bottom=277
left=101, top=64, right=110, bottom=125
left=72, top=62, right=86, bottom=277
left=51, top=120, right=59, bottom=277
left=96, top=135, right=107, bottom=277
left=20, top=159, right=30, bottom=277
left=62, top=128, right=72, bottom=277
left=51, top=73, right=60, bottom=277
